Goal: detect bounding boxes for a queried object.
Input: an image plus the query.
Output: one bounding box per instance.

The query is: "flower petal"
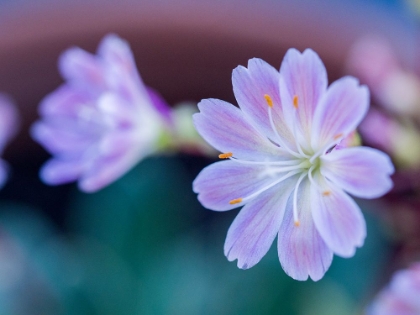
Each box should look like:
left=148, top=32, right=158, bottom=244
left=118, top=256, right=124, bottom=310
left=59, top=47, right=105, bottom=93
left=311, top=180, right=366, bottom=258
left=278, top=179, right=333, bottom=281
left=311, top=76, right=369, bottom=150
left=78, top=156, right=130, bottom=193
left=232, top=58, right=293, bottom=144
left=194, top=98, right=284, bottom=161
left=31, top=121, right=97, bottom=155
left=40, top=159, right=85, bottom=185
left=224, top=178, right=295, bottom=269
left=279, top=48, right=328, bottom=142
left=321, top=147, right=394, bottom=199
left=38, top=85, right=92, bottom=118
left=98, top=34, right=150, bottom=107
left=193, top=160, right=288, bottom=211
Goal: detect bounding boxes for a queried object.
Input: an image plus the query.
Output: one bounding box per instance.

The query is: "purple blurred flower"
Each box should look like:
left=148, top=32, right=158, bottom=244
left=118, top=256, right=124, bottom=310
left=348, top=36, right=420, bottom=116
left=367, top=263, right=420, bottom=315
left=32, top=34, right=170, bottom=193
left=193, top=49, right=394, bottom=281
left=0, top=94, right=19, bottom=188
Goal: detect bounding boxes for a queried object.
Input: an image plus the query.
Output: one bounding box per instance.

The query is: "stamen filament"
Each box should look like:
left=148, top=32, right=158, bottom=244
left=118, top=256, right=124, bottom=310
left=228, top=157, right=302, bottom=166
left=309, top=138, right=341, bottom=164
left=290, top=119, right=310, bottom=159
left=293, top=172, right=307, bottom=226
left=268, top=106, right=302, bottom=158
left=236, top=170, right=301, bottom=204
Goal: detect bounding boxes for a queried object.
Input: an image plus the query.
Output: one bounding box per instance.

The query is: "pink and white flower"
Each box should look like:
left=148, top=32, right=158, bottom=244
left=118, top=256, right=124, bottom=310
left=193, top=49, right=394, bottom=281
left=32, top=34, right=170, bottom=193
left=367, top=263, right=420, bottom=315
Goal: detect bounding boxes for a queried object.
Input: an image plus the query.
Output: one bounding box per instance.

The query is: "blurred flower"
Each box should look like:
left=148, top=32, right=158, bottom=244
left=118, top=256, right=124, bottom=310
left=31, top=34, right=171, bottom=193
left=359, top=108, right=420, bottom=168
left=367, top=263, right=420, bottom=315
left=347, top=36, right=420, bottom=117
left=193, top=49, right=394, bottom=281
left=0, top=94, right=19, bottom=188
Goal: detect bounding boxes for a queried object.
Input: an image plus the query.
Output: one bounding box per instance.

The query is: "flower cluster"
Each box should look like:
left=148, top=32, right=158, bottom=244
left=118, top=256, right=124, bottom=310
left=193, top=49, right=394, bottom=280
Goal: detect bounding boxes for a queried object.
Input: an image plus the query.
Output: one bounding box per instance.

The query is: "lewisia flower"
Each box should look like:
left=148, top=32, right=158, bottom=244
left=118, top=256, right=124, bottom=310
left=193, top=49, right=394, bottom=281
left=32, top=34, right=170, bottom=192
left=367, top=263, right=420, bottom=315
left=0, top=94, right=19, bottom=188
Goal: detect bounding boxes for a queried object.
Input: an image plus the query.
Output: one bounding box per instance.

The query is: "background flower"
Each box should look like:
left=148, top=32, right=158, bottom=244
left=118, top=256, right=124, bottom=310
left=31, top=34, right=170, bottom=192
left=0, top=94, right=19, bottom=189
left=367, top=263, right=420, bottom=315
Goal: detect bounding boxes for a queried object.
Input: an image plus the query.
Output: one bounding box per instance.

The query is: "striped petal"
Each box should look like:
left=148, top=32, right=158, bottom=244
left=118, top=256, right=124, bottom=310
left=224, top=178, right=295, bottom=269
left=321, top=147, right=394, bottom=199
left=278, top=179, right=333, bottom=281
left=194, top=98, right=285, bottom=161
left=193, top=161, right=291, bottom=211
left=279, top=49, right=327, bottom=142
left=311, top=179, right=366, bottom=258
left=311, top=77, right=369, bottom=150
left=233, top=58, right=293, bottom=145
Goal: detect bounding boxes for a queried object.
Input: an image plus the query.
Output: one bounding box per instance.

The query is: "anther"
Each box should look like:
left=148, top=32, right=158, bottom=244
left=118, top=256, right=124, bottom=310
left=219, top=152, right=233, bottom=159
left=333, top=133, right=343, bottom=140
left=264, top=94, right=273, bottom=108
left=322, top=191, right=331, bottom=196
left=229, top=198, right=243, bottom=205
left=294, top=221, right=300, bottom=227
left=293, top=95, right=299, bottom=108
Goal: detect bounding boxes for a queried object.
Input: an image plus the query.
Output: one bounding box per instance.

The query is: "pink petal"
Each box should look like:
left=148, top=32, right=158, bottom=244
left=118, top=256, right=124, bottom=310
left=224, top=178, right=295, bottom=269
left=321, top=147, right=394, bottom=199
left=40, top=159, right=85, bottom=185
left=232, top=58, right=293, bottom=145
left=59, top=47, right=105, bottom=93
left=79, top=135, right=150, bottom=193
left=194, top=99, right=285, bottom=161
left=279, top=49, right=327, bottom=141
left=31, top=121, right=97, bottom=155
left=278, top=179, right=333, bottom=281
left=311, top=76, right=369, bottom=150
left=39, top=85, right=92, bottom=118
left=98, top=34, right=149, bottom=105
left=193, top=161, right=282, bottom=211
left=311, top=181, right=366, bottom=258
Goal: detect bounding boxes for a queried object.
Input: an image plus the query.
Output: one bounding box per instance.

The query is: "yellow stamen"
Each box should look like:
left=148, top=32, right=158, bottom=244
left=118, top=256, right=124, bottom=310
left=333, top=133, right=343, bottom=140
left=293, top=95, right=299, bottom=108
left=219, top=152, right=233, bottom=159
left=229, top=198, right=243, bottom=205
left=264, top=94, right=273, bottom=108
left=294, top=221, right=300, bottom=227
left=322, top=191, right=331, bottom=196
